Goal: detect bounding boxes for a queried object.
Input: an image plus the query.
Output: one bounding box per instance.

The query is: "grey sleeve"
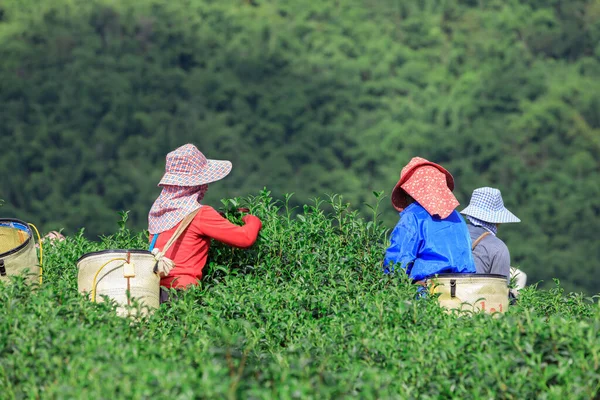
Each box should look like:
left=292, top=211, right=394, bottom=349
left=490, top=244, right=511, bottom=280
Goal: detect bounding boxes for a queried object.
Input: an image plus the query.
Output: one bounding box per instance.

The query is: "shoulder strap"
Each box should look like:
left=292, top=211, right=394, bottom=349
left=149, top=234, right=159, bottom=251
left=160, top=208, right=201, bottom=254
left=472, top=231, right=491, bottom=250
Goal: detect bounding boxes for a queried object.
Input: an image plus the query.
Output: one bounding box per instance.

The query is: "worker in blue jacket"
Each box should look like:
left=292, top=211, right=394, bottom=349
left=384, top=157, right=476, bottom=282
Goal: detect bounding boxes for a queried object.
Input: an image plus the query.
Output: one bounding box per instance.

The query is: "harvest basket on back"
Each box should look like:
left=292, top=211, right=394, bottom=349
left=77, top=209, right=200, bottom=316
left=0, top=218, right=42, bottom=284
left=426, top=273, right=509, bottom=314
left=77, top=250, right=160, bottom=316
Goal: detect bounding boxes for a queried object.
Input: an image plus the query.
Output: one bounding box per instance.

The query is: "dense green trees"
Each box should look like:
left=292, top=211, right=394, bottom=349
left=1, top=0, right=599, bottom=293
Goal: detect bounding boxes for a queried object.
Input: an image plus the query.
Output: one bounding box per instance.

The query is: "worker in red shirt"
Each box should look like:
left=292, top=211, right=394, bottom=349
left=148, top=144, right=262, bottom=302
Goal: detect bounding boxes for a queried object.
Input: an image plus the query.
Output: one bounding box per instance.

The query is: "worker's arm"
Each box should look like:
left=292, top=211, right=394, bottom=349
left=196, top=206, right=262, bottom=248
left=384, top=213, right=419, bottom=276
left=490, top=243, right=511, bottom=280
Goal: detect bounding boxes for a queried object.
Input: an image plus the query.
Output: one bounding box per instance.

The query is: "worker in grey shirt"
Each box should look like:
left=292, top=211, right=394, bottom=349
left=467, top=224, right=511, bottom=277
left=460, top=187, right=527, bottom=292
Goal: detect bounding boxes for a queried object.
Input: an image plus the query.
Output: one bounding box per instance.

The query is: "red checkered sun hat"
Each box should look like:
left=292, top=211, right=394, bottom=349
left=158, top=144, right=232, bottom=187
left=391, top=157, right=459, bottom=219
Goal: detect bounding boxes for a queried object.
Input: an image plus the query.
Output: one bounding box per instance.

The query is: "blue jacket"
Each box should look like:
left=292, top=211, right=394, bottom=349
left=384, top=203, right=476, bottom=281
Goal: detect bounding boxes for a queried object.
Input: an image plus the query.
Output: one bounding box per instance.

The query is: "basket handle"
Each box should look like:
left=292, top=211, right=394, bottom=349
left=28, top=223, right=43, bottom=284
left=91, top=257, right=128, bottom=302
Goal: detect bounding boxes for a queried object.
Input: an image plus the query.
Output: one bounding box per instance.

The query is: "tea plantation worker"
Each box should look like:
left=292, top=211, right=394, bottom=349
left=384, top=157, right=476, bottom=282
left=460, top=187, right=527, bottom=292
left=148, top=144, right=262, bottom=300
left=35, top=231, right=65, bottom=249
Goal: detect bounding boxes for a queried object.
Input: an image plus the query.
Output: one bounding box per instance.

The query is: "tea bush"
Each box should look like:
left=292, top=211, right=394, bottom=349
left=1, top=190, right=599, bottom=399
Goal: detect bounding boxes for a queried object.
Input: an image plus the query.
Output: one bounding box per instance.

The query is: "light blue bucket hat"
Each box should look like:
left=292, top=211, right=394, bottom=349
left=460, top=187, right=520, bottom=224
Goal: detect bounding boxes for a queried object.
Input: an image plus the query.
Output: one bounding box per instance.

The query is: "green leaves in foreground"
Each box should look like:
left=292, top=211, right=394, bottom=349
left=1, top=191, right=599, bottom=399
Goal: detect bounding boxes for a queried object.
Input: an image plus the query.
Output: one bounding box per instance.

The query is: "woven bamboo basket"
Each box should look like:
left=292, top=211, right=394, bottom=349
left=0, top=219, right=41, bottom=284
left=77, top=250, right=160, bottom=316
left=427, top=273, right=509, bottom=314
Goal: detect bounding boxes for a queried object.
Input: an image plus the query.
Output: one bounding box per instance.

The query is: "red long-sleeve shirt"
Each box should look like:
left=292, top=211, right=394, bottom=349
left=149, top=206, right=262, bottom=288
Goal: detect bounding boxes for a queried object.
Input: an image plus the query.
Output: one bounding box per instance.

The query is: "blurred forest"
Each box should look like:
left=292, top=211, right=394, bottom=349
left=0, top=0, right=599, bottom=293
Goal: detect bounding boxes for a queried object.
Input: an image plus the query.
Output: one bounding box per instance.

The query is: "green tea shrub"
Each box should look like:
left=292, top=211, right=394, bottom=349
left=1, top=191, right=599, bottom=399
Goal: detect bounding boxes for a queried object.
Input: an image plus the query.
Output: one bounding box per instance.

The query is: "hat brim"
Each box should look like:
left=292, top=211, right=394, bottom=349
left=158, top=159, right=232, bottom=187
left=403, top=182, right=459, bottom=219
left=460, top=205, right=521, bottom=224
left=391, top=162, right=455, bottom=212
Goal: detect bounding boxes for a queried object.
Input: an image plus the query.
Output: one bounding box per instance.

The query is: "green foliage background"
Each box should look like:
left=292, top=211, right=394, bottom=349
left=1, top=0, right=599, bottom=293
left=2, top=192, right=599, bottom=398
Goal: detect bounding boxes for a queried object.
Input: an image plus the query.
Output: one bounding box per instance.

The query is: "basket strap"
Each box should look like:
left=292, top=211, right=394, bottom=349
left=160, top=209, right=201, bottom=254
left=149, top=234, right=159, bottom=251
left=472, top=232, right=491, bottom=250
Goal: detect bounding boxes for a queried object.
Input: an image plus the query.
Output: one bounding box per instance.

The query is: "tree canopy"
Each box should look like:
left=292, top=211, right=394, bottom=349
left=1, top=0, right=599, bottom=293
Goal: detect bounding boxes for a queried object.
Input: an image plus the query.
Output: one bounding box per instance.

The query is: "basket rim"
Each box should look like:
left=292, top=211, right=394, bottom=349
left=0, top=218, right=32, bottom=258
left=426, top=273, right=507, bottom=279
left=77, top=249, right=153, bottom=263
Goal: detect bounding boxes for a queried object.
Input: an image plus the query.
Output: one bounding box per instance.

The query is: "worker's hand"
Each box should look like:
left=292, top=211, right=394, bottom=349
left=218, top=207, right=251, bottom=218
left=36, top=231, right=65, bottom=249
left=242, top=214, right=262, bottom=229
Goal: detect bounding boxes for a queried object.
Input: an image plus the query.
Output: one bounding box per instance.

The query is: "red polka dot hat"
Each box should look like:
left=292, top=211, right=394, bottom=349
left=391, top=157, right=459, bottom=219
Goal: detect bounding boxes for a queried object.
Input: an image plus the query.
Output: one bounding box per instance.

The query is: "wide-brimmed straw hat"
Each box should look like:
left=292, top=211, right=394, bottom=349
left=460, top=187, right=520, bottom=224
left=158, top=144, right=232, bottom=187
left=391, top=157, right=459, bottom=219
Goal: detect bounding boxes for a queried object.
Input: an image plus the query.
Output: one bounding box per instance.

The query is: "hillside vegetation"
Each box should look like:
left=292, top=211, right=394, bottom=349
left=1, top=192, right=599, bottom=399
left=0, top=0, right=599, bottom=295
